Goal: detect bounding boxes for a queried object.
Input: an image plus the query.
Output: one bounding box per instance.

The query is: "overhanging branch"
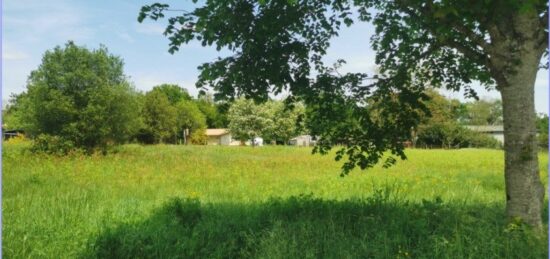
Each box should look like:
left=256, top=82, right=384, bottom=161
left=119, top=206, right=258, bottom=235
left=399, top=0, right=493, bottom=56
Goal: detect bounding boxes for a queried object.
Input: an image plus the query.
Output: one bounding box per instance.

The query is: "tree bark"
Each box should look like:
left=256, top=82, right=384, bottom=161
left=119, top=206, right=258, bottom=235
left=498, top=41, right=545, bottom=228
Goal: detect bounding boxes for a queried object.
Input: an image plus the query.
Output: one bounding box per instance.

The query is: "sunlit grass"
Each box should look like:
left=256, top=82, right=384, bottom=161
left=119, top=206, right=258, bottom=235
left=3, top=142, right=548, bottom=258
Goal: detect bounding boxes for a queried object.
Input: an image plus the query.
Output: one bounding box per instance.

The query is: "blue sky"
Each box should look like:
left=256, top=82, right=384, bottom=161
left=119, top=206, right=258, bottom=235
left=2, top=0, right=548, bottom=114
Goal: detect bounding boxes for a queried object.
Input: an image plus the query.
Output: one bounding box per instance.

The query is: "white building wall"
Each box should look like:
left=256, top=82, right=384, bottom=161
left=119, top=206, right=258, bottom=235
left=220, top=134, right=232, bottom=145
left=290, top=135, right=313, bottom=146
left=490, top=133, right=505, bottom=144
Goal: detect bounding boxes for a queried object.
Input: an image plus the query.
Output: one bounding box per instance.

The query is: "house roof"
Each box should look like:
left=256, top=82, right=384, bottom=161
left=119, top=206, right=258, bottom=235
left=465, top=125, right=504, bottom=133
left=205, top=128, right=230, bottom=136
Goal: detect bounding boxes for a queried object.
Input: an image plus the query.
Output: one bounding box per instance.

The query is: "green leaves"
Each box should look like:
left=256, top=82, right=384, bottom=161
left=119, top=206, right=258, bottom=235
left=138, top=3, right=170, bottom=22
left=18, top=42, right=140, bottom=152
left=142, top=90, right=178, bottom=144
left=138, top=0, right=547, bottom=174
left=263, top=100, right=306, bottom=143
left=151, top=84, right=193, bottom=105
left=343, top=17, right=354, bottom=26
left=227, top=98, right=272, bottom=142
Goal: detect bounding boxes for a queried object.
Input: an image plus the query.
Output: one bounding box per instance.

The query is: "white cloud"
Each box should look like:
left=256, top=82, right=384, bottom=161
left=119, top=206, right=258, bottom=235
left=135, top=23, right=165, bottom=35
left=2, top=0, right=98, bottom=99
left=2, top=44, right=30, bottom=61
left=4, top=1, right=95, bottom=43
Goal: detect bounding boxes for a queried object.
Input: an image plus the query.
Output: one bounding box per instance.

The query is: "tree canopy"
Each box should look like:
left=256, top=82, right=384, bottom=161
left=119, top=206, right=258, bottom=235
left=150, top=84, right=193, bottom=105
left=139, top=85, right=208, bottom=144
left=139, top=0, right=548, bottom=226
left=196, top=92, right=228, bottom=128
left=14, top=42, right=141, bottom=152
left=175, top=100, right=208, bottom=144
left=414, top=90, right=501, bottom=149
left=264, top=100, right=306, bottom=144
left=227, top=98, right=272, bottom=144
left=142, top=90, right=178, bottom=144
left=463, top=99, right=503, bottom=126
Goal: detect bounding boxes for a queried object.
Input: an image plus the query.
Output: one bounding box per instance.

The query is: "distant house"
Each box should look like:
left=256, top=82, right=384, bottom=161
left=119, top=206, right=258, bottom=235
left=205, top=129, right=240, bottom=146
left=245, top=137, right=264, bottom=146
left=465, top=125, right=504, bottom=143
left=289, top=135, right=316, bottom=147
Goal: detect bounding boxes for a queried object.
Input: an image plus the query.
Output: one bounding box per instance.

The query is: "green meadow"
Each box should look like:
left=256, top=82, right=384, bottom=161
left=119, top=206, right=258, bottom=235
left=3, top=142, right=548, bottom=258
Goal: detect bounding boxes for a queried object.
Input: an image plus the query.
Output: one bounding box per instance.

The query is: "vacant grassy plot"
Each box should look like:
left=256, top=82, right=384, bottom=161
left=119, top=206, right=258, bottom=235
left=3, top=142, right=548, bottom=258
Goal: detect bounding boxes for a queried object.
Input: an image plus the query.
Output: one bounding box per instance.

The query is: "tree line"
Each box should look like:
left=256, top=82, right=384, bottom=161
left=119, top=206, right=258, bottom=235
left=1, top=43, right=308, bottom=153
left=3, top=42, right=546, bottom=154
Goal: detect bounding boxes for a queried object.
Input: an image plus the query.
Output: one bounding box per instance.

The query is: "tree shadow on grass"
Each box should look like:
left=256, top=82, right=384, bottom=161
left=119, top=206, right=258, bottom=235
left=82, top=191, right=547, bottom=259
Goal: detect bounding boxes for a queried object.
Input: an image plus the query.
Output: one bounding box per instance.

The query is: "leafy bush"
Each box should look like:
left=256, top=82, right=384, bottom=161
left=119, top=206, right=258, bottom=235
left=538, top=133, right=548, bottom=149
left=134, top=128, right=156, bottom=144
left=416, top=123, right=501, bottom=149
left=30, top=134, right=77, bottom=155
left=138, top=88, right=208, bottom=145
left=13, top=42, right=141, bottom=153
left=189, top=129, right=207, bottom=145
left=141, top=90, right=178, bottom=144
left=537, top=114, right=548, bottom=149
left=465, top=131, right=502, bottom=149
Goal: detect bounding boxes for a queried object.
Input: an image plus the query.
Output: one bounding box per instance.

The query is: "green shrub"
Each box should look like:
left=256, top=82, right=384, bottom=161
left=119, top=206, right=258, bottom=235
left=30, top=134, right=77, bottom=155
left=465, top=131, right=502, bottom=149
left=417, top=123, right=501, bottom=149
left=538, top=133, right=548, bottom=149
left=189, top=129, right=207, bottom=145
left=13, top=42, right=140, bottom=153
left=537, top=114, right=548, bottom=149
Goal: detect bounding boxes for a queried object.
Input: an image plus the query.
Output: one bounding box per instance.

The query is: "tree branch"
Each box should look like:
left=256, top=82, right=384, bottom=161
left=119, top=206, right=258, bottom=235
left=444, top=39, right=487, bottom=64
left=398, top=4, right=490, bottom=66
left=443, top=38, right=505, bottom=84
left=398, top=1, right=492, bottom=56
left=449, top=23, right=491, bottom=52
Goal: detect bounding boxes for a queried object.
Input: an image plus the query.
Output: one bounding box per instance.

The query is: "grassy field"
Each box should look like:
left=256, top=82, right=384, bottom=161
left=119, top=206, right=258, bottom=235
left=3, top=142, right=548, bottom=258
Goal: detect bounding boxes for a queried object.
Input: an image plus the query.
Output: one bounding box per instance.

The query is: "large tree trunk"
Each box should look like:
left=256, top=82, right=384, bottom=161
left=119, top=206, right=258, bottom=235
left=498, top=40, right=545, bottom=228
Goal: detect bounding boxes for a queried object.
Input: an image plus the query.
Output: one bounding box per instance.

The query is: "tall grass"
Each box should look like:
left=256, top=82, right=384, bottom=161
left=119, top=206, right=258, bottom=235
left=3, top=142, right=548, bottom=258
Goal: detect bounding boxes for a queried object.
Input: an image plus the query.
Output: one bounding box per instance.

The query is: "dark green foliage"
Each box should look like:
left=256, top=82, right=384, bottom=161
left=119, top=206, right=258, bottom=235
left=416, top=123, right=501, bottom=149
left=141, top=90, right=178, bottom=144
left=175, top=100, right=207, bottom=144
left=138, top=1, right=404, bottom=167
left=30, top=134, right=76, bottom=155
left=83, top=191, right=547, bottom=259
left=138, top=0, right=547, bottom=175
left=415, top=90, right=501, bottom=149
left=16, top=42, right=140, bottom=153
left=2, top=93, right=30, bottom=130
left=536, top=114, right=548, bottom=149
left=196, top=92, right=228, bottom=128
left=139, top=87, right=208, bottom=145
